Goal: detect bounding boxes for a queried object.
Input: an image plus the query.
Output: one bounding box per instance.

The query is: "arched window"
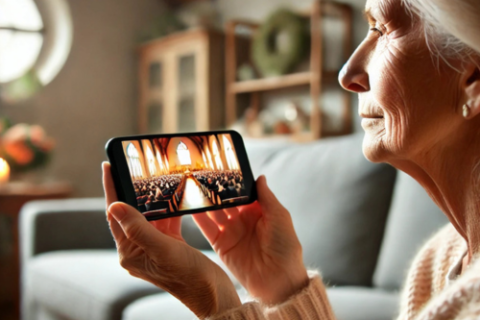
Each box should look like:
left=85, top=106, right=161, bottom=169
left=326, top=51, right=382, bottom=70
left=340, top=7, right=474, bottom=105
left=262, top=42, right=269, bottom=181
left=127, top=143, right=143, bottom=179
left=212, top=140, right=223, bottom=170
left=0, top=0, right=73, bottom=99
left=177, top=142, right=191, bottom=165
left=0, top=0, right=44, bottom=83
left=156, top=149, right=164, bottom=172
left=201, top=151, right=207, bottom=168
left=206, top=147, right=214, bottom=169
left=145, top=145, right=157, bottom=176
left=223, top=136, right=238, bottom=170
left=164, top=154, right=169, bottom=171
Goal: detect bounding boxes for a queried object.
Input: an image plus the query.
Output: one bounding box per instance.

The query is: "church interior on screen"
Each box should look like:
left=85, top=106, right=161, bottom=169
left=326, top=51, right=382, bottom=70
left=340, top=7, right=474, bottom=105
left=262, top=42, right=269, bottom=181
left=121, top=134, right=248, bottom=218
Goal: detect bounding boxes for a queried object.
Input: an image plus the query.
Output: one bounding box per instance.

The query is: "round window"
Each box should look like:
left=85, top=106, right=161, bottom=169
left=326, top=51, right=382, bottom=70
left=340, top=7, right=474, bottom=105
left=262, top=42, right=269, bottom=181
left=0, top=0, right=73, bottom=100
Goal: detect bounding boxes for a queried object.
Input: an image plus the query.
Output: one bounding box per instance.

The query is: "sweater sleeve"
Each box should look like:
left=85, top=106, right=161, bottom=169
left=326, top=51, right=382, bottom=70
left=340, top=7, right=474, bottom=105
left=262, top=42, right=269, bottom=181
left=207, top=272, right=335, bottom=320
left=263, top=272, right=336, bottom=320
left=206, top=302, right=265, bottom=320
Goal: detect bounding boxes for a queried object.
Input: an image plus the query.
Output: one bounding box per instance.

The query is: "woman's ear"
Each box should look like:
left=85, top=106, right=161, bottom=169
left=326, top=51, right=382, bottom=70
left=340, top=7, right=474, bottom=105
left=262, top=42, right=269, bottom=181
left=463, top=65, right=480, bottom=119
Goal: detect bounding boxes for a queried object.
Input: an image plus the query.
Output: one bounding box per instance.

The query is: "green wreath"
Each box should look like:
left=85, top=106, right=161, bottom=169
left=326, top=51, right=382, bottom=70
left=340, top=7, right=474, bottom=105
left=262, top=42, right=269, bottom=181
left=252, top=9, right=310, bottom=77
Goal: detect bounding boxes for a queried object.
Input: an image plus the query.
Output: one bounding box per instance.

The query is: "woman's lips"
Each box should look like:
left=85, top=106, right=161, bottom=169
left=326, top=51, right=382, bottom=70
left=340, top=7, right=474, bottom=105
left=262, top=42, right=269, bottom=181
left=360, top=113, right=384, bottom=119
left=360, top=112, right=384, bottom=130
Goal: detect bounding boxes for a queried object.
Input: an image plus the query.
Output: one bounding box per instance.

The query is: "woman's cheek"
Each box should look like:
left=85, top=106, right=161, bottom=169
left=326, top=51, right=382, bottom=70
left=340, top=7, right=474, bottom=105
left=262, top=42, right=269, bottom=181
left=374, top=68, right=412, bottom=151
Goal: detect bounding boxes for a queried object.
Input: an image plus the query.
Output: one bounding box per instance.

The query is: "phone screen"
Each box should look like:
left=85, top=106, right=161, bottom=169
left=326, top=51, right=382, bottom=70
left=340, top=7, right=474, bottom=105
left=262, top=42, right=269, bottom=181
left=120, top=133, right=249, bottom=218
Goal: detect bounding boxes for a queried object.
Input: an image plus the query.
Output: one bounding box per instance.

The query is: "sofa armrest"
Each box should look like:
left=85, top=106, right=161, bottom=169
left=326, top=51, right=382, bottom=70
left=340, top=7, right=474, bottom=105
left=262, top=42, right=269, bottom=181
left=19, top=197, right=213, bottom=263
left=19, top=197, right=115, bottom=264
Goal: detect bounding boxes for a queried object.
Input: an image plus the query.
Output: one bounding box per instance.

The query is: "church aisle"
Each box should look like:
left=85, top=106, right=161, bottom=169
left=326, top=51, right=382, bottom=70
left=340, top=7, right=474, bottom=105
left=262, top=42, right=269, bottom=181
left=178, top=176, right=213, bottom=210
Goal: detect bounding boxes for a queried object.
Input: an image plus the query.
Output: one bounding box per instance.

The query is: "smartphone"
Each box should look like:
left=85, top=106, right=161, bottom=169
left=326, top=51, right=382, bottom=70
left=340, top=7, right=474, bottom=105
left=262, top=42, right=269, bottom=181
left=105, top=130, right=257, bottom=220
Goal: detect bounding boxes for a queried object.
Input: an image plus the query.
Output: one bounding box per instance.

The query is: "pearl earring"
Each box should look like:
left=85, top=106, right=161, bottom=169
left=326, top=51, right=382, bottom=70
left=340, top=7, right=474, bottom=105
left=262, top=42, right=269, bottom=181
left=463, top=104, right=471, bottom=118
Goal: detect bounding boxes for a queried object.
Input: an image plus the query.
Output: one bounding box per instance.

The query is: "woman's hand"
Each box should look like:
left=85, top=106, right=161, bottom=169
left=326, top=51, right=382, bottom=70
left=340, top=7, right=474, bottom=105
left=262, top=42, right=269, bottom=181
left=193, top=176, right=309, bottom=305
left=102, top=162, right=241, bottom=319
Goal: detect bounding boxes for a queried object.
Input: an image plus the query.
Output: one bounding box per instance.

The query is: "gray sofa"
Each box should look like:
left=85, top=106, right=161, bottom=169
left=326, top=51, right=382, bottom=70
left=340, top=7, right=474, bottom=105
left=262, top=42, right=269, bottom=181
left=20, top=133, right=448, bottom=320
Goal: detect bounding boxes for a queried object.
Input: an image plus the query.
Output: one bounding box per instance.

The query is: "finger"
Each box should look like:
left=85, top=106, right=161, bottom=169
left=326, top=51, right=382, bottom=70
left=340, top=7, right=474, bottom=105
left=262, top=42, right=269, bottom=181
left=192, top=212, right=220, bottom=244
left=102, top=162, right=118, bottom=207
left=223, top=207, right=241, bottom=220
left=151, top=219, right=171, bottom=233
left=207, top=209, right=229, bottom=226
left=108, top=202, right=171, bottom=251
left=256, top=175, right=286, bottom=216
left=237, top=202, right=262, bottom=220
left=106, top=208, right=142, bottom=257
left=168, top=217, right=182, bottom=235
left=106, top=209, right=127, bottom=244
left=149, top=217, right=184, bottom=242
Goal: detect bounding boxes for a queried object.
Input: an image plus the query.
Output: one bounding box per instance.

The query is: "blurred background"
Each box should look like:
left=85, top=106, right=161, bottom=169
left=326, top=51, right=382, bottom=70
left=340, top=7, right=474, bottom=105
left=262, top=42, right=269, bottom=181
left=2, top=3, right=451, bottom=320
left=0, top=0, right=367, bottom=198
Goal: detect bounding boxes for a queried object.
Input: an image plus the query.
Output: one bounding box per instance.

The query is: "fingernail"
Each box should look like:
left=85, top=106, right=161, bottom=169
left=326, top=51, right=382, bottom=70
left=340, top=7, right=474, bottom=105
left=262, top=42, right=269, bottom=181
left=109, top=203, right=126, bottom=221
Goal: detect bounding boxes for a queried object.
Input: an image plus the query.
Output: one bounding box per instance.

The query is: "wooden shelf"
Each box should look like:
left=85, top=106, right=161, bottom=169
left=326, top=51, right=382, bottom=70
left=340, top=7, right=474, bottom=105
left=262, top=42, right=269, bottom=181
left=230, top=71, right=339, bottom=94
left=225, top=1, right=353, bottom=140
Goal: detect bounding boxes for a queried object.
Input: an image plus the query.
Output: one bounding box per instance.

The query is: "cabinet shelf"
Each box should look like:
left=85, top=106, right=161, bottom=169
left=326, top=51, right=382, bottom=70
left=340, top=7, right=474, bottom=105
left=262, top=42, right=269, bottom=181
left=229, top=71, right=339, bottom=94
left=225, top=1, right=353, bottom=140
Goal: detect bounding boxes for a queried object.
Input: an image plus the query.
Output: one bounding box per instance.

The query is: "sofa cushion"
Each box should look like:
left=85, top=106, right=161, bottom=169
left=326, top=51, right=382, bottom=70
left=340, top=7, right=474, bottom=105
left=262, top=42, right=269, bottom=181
left=123, top=294, right=196, bottom=320
left=328, top=286, right=399, bottom=320
left=373, top=171, right=448, bottom=290
left=123, top=288, right=251, bottom=320
left=26, top=249, right=240, bottom=320
left=123, top=286, right=398, bottom=320
left=245, top=134, right=397, bottom=286
left=26, top=250, right=162, bottom=320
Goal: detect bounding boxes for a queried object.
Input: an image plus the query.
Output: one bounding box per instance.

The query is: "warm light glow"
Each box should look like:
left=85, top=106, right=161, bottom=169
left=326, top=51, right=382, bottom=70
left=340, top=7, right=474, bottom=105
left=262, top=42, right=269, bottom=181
left=223, top=136, right=239, bottom=170
left=177, top=142, right=191, bottom=165
left=212, top=140, right=223, bottom=170
left=0, top=158, right=10, bottom=184
left=127, top=143, right=143, bottom=179
left=145, top=145, right=156, bottom=176
left=0, top=0, right=44, bottom=83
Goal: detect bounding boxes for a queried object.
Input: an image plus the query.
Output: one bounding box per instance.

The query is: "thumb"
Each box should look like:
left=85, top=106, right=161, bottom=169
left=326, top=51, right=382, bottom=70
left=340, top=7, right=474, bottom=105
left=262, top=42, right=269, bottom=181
left=256, top=175, right=285, bottom=213
left=108, top=202, right=166, bottom=250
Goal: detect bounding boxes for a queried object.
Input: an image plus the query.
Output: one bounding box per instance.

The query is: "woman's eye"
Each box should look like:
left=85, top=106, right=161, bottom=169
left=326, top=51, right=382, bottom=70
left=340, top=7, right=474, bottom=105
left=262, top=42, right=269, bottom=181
left=370, top=27, right=384, bottom=37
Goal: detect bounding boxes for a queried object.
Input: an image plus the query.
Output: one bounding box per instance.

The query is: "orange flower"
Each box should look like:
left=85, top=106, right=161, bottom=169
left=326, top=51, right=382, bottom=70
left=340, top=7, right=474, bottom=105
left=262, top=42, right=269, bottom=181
left=4, top=141, right=34, bottom=165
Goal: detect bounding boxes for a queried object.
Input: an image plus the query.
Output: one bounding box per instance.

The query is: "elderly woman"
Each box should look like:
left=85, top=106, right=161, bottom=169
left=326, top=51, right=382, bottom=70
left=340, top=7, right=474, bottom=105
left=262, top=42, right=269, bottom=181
left=102, top=0, right=480, bottom=318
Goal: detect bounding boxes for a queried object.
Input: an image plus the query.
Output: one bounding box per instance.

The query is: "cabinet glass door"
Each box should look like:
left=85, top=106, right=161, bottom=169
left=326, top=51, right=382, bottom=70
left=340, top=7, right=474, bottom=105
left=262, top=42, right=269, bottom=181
left=177, top=54, right=196, bottom=132
left=147, top=61, right=163, bottom=133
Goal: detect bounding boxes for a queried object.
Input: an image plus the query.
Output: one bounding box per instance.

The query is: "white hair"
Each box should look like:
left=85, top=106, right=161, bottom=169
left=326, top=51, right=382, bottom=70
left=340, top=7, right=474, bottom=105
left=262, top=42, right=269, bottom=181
left=403, top=0, right=480, bottom=67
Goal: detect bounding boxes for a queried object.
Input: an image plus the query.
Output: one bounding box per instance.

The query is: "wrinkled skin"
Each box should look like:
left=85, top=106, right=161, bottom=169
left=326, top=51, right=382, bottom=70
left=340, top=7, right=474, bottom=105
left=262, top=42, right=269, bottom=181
left=339, top=0, right=480, bottom=264
left=193, top=176, right=308, bottom=305
left=102, top=162, right=241, bottom=319
left=103, top=161, right=308, bottom=314
left=340, top=0, right=467, bottom=165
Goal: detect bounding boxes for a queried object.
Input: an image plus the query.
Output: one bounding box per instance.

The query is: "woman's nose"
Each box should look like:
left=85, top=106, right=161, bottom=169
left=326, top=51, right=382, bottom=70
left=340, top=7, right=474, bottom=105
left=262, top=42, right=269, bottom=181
left=338, top=50, right=370, bottom=93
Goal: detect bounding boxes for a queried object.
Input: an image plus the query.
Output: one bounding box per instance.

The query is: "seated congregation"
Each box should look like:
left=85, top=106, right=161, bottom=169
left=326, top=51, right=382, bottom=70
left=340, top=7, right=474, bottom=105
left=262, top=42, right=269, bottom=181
left=124, top=133, right=247, bottom=216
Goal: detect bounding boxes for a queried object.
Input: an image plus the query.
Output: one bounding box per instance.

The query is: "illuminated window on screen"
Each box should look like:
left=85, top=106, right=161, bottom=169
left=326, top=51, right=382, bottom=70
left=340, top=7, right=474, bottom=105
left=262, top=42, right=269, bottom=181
left=177, top=142, right=191, bottom=165
left=127, top=143, right=143, bottom=179
left=223, top=136, right=239, bottom=170
left=145, top=145, right=157, bottom=176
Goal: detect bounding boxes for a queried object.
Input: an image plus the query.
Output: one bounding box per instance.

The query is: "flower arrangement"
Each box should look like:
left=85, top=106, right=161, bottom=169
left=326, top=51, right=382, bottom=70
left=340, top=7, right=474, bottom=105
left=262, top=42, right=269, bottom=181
left=0, top=119, right=55, bottom=172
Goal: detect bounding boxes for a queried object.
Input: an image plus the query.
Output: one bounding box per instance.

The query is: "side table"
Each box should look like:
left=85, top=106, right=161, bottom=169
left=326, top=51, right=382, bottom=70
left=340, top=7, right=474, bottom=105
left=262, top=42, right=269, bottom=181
left=0, top=181, right=73, bottom=320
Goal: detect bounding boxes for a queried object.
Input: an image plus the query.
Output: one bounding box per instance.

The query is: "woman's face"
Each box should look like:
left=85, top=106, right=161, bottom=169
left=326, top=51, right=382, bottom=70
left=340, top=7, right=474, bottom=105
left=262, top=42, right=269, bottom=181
left=339, top=0, right=465, bottom=163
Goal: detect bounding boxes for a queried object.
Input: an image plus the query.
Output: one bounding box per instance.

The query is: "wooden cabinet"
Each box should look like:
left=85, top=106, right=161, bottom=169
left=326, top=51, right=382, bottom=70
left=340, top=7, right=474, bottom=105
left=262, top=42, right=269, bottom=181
left=138, top=28, right=225, bottom=134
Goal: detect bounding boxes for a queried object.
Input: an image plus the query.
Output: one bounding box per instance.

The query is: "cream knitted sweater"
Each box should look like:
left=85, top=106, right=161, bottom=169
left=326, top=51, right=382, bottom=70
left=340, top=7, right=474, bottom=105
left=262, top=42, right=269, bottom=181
left=210, top=224, right=480, bottom=320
